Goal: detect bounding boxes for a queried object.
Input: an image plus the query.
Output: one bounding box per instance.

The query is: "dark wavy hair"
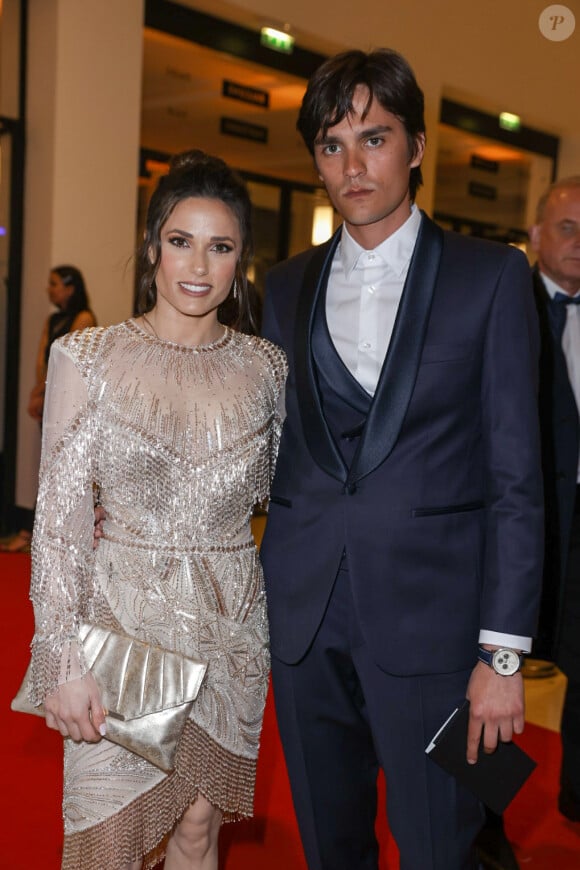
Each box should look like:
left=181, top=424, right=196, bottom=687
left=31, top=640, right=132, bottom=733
left=297, top=48, right=425, bottom=201
left=136, top=149, right=255, bottom=333
left=52, top=264, right=91, bottom=315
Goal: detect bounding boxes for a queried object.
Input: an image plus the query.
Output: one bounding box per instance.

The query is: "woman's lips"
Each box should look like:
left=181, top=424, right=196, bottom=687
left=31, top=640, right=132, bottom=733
left=179, top=282, right=211, bottom=294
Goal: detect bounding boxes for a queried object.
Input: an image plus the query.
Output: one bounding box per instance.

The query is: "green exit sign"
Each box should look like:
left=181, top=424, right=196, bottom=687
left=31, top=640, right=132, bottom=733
left=260, top=27, right=295, bottom=54
left=499, top=112, right=521, bottom=132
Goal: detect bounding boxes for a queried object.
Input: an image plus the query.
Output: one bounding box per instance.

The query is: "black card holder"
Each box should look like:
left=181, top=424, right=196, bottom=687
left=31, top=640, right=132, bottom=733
left=425, top=700, right=537, bottom=814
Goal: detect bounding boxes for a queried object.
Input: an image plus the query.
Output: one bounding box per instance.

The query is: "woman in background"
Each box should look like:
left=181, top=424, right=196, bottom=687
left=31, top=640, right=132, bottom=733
left=28, top=265, right=96, bottom=422
left=1, top=265, right=95, bottom=552
left=26, top=150, right=286, bottom=869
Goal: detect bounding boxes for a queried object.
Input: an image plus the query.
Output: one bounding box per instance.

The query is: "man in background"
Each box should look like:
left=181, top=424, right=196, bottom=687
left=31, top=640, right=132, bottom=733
left=529, top=176, right=580, bottom=821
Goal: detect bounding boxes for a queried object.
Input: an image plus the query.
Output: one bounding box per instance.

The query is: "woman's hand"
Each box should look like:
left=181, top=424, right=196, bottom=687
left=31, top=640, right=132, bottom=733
left=44, top=673, right=107, bottom=743
left=27, top=384, right=45, bottom=422
left=93, top=505, right=107, bottom=548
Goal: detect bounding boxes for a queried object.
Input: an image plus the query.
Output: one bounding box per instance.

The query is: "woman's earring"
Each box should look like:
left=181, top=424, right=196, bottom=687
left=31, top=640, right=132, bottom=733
left=233, top=279, right=238, bottom=300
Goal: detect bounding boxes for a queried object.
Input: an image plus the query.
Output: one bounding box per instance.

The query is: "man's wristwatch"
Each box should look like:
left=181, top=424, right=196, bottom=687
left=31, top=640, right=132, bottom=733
left=477, top=646, right=524, bottom=676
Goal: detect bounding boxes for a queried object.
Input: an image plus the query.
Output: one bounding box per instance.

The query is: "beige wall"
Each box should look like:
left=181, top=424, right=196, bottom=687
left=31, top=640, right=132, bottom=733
left=560, top=137, right=580, bottom=179
left=16, top=0, right=143, bottom=508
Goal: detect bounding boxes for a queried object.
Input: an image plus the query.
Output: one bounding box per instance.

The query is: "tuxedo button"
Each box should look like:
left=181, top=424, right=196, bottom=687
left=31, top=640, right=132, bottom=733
left=344, top=483, right=357, bottom=495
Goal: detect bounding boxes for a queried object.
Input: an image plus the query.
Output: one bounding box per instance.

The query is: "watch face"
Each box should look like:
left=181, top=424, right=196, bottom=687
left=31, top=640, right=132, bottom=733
left=492, top=648, right=520, bottom=676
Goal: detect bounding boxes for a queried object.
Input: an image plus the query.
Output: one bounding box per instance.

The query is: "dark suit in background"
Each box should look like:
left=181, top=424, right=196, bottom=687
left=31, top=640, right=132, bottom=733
left=532, top=269, right=578, bottom=661
left=529, top=176, right=580, bottom=821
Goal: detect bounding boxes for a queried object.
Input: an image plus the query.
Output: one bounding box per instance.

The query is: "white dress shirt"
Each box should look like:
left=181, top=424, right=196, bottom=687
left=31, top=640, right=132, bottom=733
left=324, top=207, right=530, bottom=653
left=326, top=205, right=421, bottom=395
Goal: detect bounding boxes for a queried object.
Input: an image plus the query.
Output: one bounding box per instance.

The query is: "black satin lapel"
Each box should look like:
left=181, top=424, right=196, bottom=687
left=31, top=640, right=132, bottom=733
left=349, top=214, right=444, bottom=484
left=294, top=229, right=347, bottom=481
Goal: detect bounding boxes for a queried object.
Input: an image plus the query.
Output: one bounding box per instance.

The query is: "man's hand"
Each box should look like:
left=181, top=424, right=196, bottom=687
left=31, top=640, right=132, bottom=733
left=93, top=505, right=106, bottom=549
left=44, top=673, right=107, bottom=743
left=465, top=661, right=525, bottom=764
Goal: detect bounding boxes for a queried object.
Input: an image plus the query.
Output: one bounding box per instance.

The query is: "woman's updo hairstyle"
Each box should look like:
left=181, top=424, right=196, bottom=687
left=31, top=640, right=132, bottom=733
left=136, top=149, right=255, bottom=333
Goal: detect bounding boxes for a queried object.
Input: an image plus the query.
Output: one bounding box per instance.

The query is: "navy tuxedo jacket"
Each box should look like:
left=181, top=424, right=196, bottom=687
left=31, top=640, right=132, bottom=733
left=261, top=212, right=544, bottom=674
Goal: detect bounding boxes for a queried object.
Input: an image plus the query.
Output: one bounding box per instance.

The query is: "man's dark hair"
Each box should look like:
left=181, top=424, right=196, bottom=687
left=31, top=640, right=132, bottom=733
left=297, top=48, right=425, bottom=201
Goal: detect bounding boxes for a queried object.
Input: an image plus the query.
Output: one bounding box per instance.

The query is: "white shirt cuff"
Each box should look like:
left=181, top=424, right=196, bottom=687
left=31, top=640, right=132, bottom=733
left=478, top=630, right=532, bottom=653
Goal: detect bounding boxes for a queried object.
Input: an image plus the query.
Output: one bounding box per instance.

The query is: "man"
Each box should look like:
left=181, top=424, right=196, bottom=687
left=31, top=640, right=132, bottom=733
left=528, top=176, right=580, bottom=822
left=260, top=49, right=543, bottom=869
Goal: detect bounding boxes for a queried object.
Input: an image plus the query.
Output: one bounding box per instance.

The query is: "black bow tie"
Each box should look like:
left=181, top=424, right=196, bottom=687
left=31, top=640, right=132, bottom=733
left=550, top=292, right=580, bottom=340
left=553, top=291, right=580, bottom=305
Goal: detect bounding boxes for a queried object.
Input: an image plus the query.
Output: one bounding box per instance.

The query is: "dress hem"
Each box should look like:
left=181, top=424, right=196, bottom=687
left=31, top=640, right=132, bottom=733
left=61, top=719, right=256, bottom=870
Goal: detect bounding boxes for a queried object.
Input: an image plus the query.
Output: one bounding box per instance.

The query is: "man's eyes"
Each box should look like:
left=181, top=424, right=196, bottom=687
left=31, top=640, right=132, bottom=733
left=321, top=143, right=340, bottom=155
left=320, top=138, right=383, bottom=154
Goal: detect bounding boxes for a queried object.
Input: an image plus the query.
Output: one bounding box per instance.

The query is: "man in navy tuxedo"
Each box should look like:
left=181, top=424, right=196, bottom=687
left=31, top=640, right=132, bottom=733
left=260, top=49, right=543, bottom=869
left=528, top=177, right=580, bottom=821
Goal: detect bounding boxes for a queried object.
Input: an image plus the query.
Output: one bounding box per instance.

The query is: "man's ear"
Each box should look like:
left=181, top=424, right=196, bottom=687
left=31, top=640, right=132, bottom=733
left=410, top=133, right=426, bottom=168
left=528, top=224, right=541, bottom=254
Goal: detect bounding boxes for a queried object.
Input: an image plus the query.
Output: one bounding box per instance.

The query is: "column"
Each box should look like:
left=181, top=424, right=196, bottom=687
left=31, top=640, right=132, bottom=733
left=16, top=0, right=144, bottom=509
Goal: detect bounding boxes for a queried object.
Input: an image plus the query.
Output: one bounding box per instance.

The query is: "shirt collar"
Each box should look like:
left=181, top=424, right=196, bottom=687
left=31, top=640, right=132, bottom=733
left=339, top=204, right=422, bottom=279
left=540, top=270, right=580, bottom=301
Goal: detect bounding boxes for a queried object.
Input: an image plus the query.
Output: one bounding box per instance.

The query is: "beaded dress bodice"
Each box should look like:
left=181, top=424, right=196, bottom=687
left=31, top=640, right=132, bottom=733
left=29, top=320, right=287, bottom=763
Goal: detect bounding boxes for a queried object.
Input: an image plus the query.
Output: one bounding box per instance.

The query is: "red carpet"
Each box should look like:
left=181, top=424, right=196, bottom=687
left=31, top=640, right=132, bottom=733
left=2, top=552, right=579, bottom=869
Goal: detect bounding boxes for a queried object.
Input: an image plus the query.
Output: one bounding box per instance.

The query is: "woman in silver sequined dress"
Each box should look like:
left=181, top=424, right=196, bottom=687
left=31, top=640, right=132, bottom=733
left=27, top=151, right=287, bottom=870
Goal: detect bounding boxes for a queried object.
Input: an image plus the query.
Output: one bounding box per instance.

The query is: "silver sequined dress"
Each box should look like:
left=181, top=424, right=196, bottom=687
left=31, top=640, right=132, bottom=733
left=28, top=320, right=287, bottom=870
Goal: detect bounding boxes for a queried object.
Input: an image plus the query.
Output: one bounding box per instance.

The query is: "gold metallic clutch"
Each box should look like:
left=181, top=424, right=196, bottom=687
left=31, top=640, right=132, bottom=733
left=11, top=623, right=207, bottom=772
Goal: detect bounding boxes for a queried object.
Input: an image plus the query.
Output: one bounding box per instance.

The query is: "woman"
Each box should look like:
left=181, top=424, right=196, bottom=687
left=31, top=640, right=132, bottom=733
left=28, top=265, right=96, bottom=422
left=1, top=266, right=95, bottom=552
left=27, top=150, right=287, bottom=869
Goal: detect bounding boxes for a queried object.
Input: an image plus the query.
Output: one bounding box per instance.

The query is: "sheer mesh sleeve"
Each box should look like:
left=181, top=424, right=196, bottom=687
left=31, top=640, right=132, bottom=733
left=266, top=348, right=287, bottom=492
left=29, top=340, right=96, bottom=704
left=270, top=373, right=286, bottom=484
